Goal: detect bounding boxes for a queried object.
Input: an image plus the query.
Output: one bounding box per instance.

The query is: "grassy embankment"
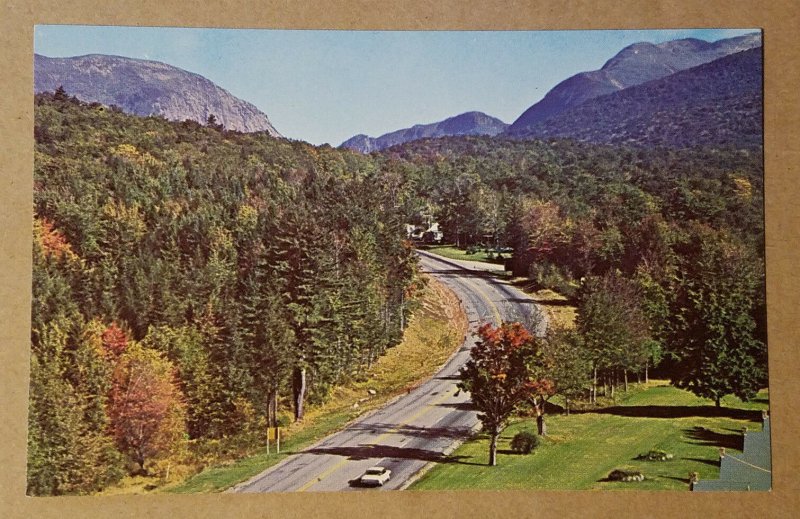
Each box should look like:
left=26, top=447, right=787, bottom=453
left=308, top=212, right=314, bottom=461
left=159, top=275, right=468, bottom=494
left=411, top=382, right=769, bottom=491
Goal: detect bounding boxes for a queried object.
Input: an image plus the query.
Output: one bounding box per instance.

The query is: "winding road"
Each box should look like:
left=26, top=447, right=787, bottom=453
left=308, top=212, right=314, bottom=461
left=232, top=250, right=545, bottom=493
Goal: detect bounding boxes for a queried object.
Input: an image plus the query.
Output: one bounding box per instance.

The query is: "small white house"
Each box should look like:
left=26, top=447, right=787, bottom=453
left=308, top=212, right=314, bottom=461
left=406, top=221, right=443, bottom=243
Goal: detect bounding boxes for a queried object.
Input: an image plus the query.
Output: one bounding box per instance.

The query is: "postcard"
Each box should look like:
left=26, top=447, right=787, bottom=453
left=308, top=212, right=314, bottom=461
left=26, top=26, right=769, bottom=498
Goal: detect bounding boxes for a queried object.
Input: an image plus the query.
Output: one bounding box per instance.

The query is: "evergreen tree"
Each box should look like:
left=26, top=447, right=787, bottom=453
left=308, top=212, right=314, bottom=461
left=667, top=228, right=767, bottom=405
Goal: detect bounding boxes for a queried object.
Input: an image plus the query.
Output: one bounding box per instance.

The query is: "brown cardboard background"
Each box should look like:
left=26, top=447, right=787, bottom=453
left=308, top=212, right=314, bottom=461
left=1, top=1, right=797, bottom=517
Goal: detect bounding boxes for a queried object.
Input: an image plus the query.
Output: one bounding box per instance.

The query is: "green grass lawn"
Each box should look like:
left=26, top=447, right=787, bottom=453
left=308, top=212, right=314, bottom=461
left=411, top=382, right=769, bottom=491
left=424, top=245, right=508, bottom=267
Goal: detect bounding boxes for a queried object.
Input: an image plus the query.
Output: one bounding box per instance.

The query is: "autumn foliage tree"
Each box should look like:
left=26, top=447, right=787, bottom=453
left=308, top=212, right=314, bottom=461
left=101, top=322, right=129, bottom=359
left=108, top=344, right=187, bottom=473
left=458, top=322, right=546, bottom=466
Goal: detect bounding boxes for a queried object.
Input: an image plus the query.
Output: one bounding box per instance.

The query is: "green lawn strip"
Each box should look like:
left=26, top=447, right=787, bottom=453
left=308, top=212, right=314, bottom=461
left=411, top=384, right=768, bottom=491
left=423, top=245, right=506, bottom=266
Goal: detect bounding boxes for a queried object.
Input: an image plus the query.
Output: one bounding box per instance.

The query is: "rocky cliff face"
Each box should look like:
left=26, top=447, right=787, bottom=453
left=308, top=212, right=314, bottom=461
left=341, top=111, right=508, bottom=153
left=506, top=32, right=761, bottom=135
left=35, top=54, right=281, bottom=136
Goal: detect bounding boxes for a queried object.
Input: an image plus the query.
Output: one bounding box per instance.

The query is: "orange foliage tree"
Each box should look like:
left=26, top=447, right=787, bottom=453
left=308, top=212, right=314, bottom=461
left=108, top=344, right=187, bottom=473
left=457, top=322, right=550, bottom=466
left=101, top=322, right=129, bottom=359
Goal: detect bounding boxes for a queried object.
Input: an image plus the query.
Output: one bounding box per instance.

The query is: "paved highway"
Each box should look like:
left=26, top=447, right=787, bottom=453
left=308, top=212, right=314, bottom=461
left=232, top=250, right=545, bottom=493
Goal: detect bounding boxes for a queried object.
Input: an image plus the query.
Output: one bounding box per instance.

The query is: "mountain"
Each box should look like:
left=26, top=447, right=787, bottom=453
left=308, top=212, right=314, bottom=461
left=506, top=32, right=761, bottom=135
left=34, top=54, right=281, bottom=136
left=508, top=48, right=762, bottom=149
left=341, top=111, right=508, bottom=153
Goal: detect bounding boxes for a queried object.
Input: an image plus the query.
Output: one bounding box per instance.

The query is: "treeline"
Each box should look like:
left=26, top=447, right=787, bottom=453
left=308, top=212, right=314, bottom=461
left=29, top=92, right=418, bottom=494
left=382, top=135, right=767, bottom=408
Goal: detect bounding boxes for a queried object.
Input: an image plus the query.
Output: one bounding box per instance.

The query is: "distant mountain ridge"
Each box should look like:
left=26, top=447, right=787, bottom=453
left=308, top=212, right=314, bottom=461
left=341, top=111, right=508, bottom=153
left=509, top=47, right=763, bottom=149
left=34, top=53, right=281, bottom=136
left=506, top=32, right=761, bottom=135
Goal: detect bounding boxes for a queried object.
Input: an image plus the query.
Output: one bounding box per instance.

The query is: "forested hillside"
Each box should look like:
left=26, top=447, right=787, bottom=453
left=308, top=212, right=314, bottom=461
left=510, top=48, right=762, bottom=148
left=506, top=32, right=760, bottom=134
left=29, top=92, right=418, bottom=495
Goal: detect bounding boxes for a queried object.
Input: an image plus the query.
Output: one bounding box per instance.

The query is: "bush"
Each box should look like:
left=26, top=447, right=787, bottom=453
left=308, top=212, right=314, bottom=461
left=510, top=430, right=540, bottom=454
left=608, top=469, right=645, bottom=482
left=637, top=449, right=674, bottom=461
left=528, top=263, right=577, bottom=297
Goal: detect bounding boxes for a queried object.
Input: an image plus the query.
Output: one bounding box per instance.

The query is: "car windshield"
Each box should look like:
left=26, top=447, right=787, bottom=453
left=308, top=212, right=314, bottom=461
left=366, top=468, right=384, bottom=475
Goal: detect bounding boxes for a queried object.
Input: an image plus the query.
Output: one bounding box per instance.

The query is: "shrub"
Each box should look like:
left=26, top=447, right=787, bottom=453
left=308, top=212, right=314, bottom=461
left=510, top=430, right=540, bottom=454
left=637, top=449, right=674, bottom=461
left=528, top=263, right=577, bottom=297
left=608, top=469, right=645, bottom=482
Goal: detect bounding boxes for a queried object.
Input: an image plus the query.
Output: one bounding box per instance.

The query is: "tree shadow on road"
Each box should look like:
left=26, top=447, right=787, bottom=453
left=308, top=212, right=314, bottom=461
left=340, top=422, right=475, bottom=441
left=436, top=402, right=475, bottom=412
left=305, top=444, right=484, bottom=466
left=434, top=374, right=461, bottom=381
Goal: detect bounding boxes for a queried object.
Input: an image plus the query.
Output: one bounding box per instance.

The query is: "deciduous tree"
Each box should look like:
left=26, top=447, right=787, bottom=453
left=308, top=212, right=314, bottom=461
left=458, top=322, right=543, bottom=466
left=576, top=273, right=653, bottom=401
left=108, top=344, right=187, bottom=473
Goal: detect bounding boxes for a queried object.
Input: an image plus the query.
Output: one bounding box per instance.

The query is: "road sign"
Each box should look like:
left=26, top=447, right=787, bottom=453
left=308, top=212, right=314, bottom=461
left=267, top=427, right=281, bottom=453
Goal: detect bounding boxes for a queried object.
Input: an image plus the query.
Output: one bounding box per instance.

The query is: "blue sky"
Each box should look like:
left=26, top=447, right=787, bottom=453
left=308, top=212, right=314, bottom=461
left=35, top=27, right=757, bottom=145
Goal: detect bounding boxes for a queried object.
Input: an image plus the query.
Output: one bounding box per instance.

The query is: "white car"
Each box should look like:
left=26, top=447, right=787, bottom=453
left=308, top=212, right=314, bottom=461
left=359, top=466, right=392, bottom=486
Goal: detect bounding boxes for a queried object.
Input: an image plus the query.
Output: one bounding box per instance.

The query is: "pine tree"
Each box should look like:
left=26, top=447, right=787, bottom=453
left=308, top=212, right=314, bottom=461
left=240, top=252, right=295, bottom=428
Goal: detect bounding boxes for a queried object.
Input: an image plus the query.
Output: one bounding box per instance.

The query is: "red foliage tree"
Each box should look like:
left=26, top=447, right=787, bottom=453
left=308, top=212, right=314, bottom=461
left=34, top=217, right=77, bottom=261
left=101, top=322, right=129, bottom=359
left=107, top=344, right=186, bottom=473
left=458, top=322, right=549, bottom=466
